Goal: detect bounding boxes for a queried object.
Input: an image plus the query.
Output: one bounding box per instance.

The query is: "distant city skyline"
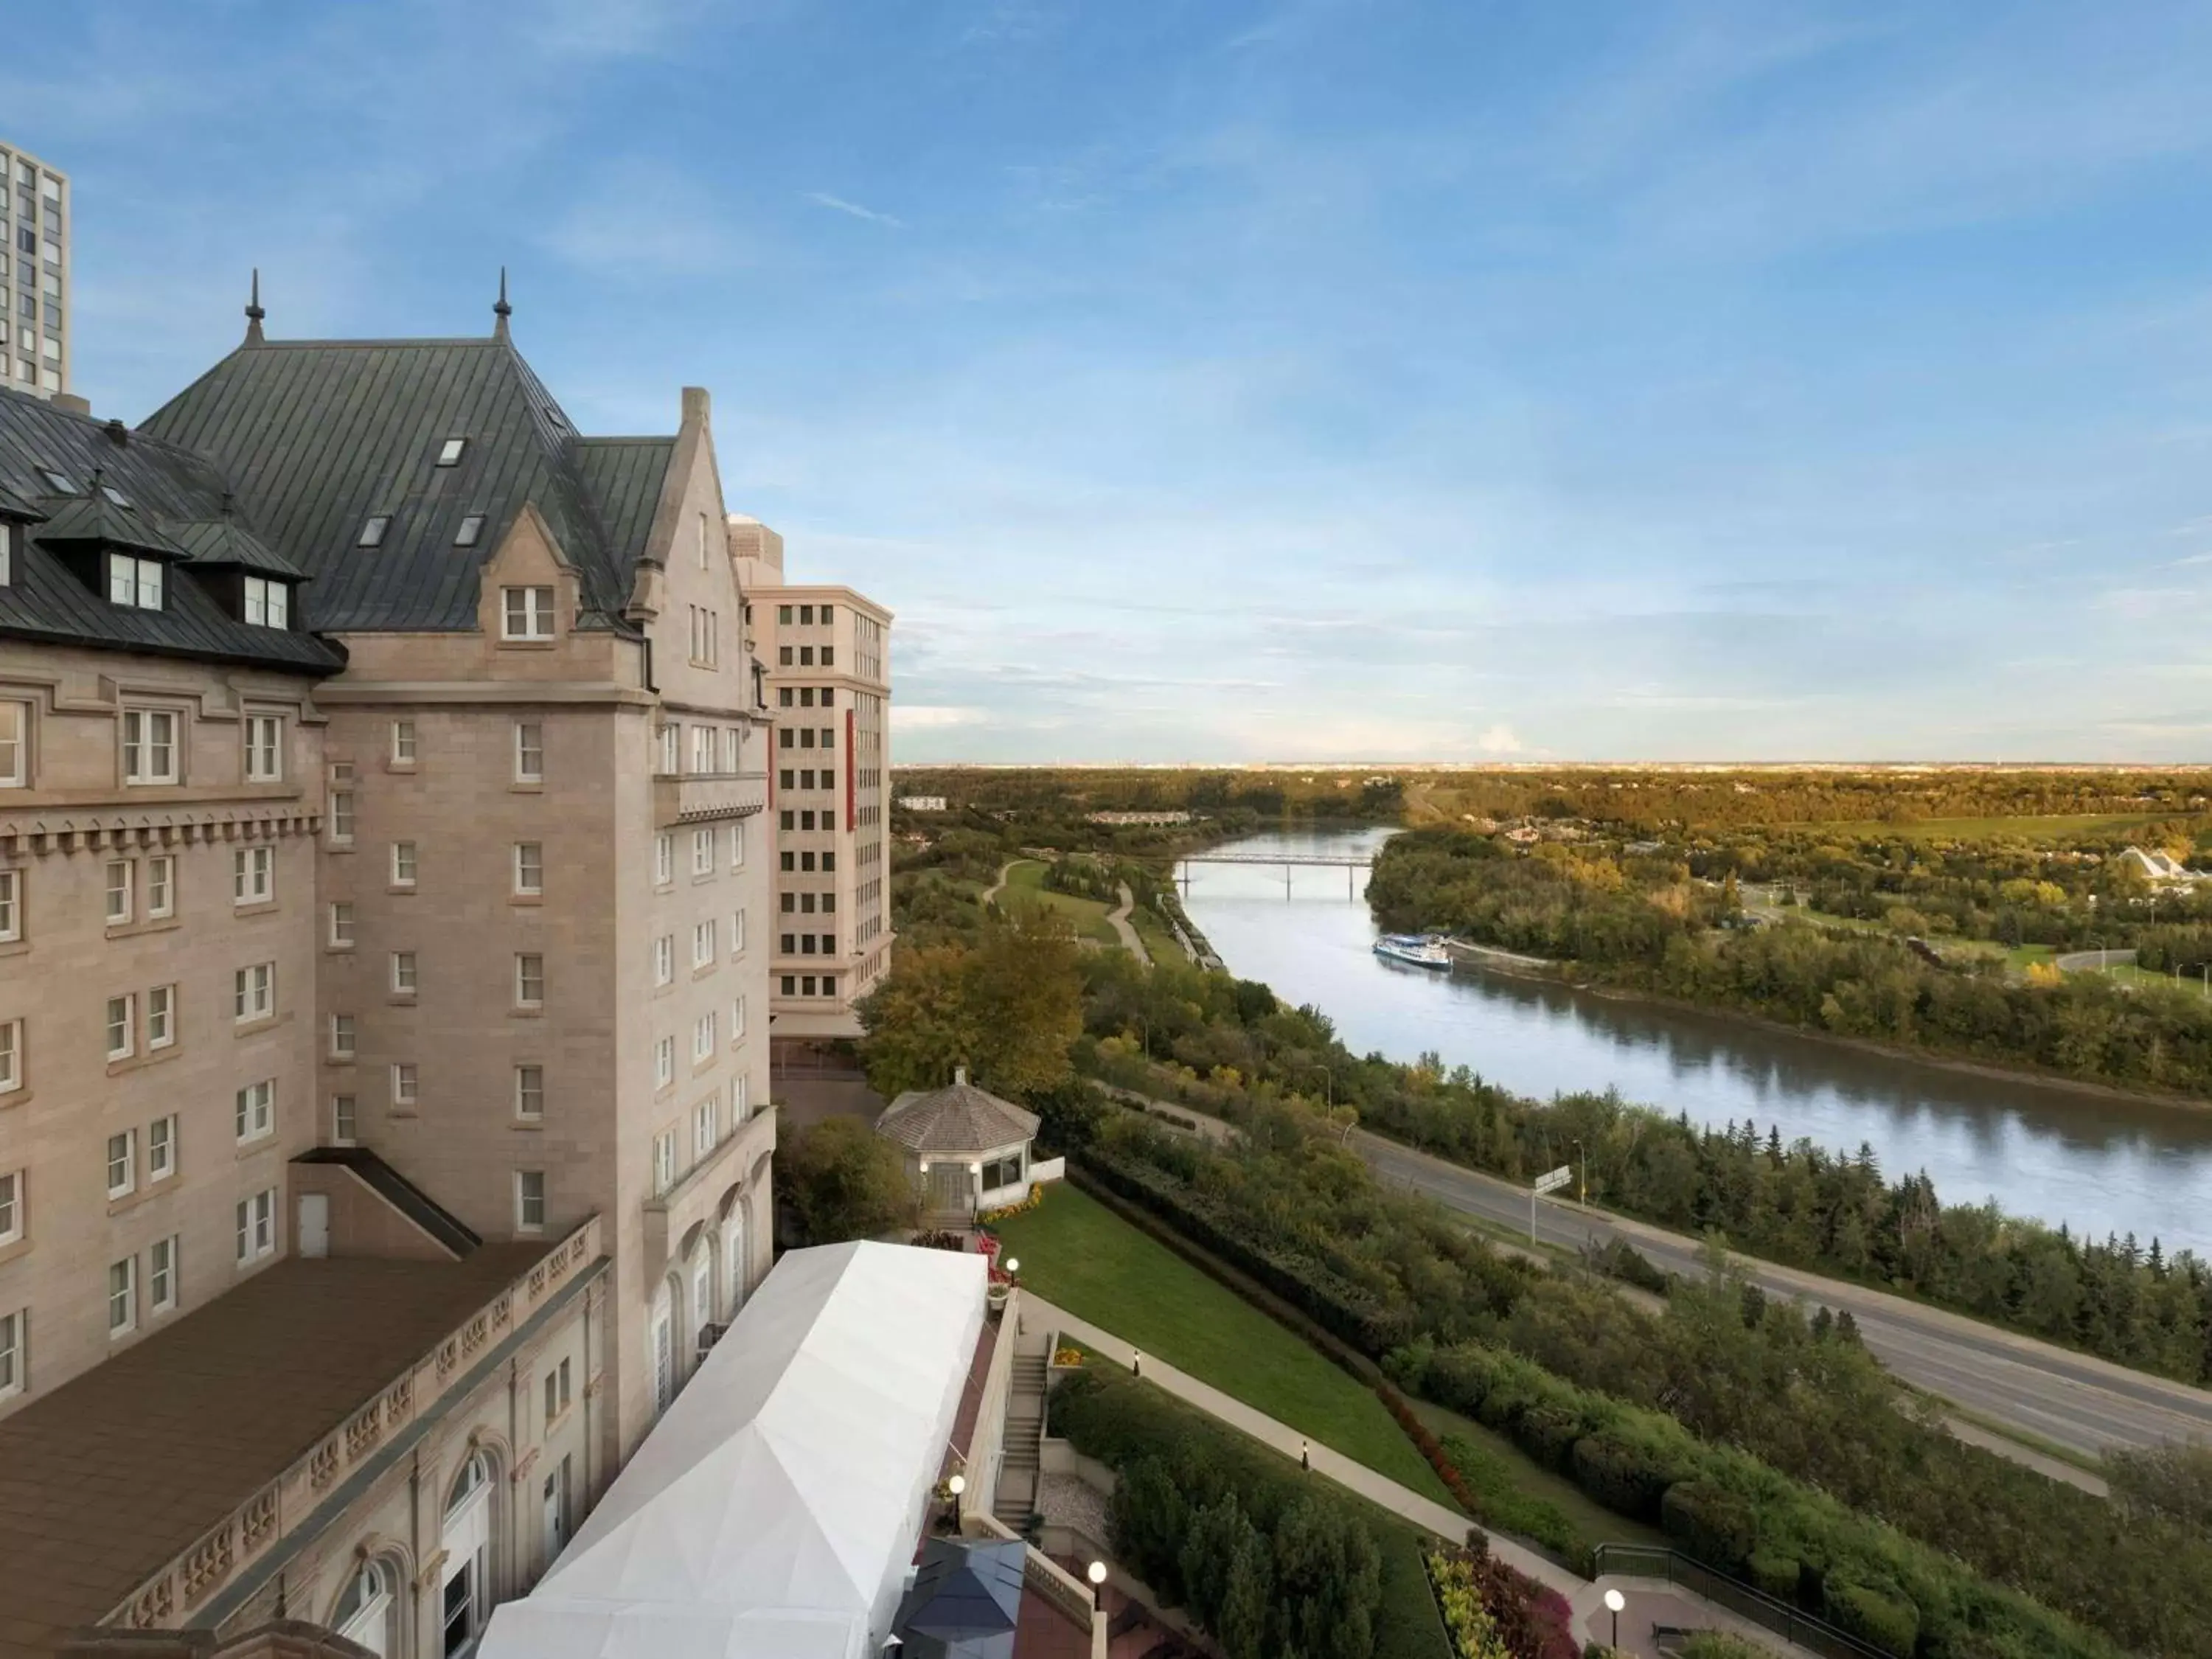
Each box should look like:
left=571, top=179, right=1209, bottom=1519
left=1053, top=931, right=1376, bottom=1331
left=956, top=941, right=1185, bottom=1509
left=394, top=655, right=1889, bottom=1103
left=23, top=0, right=2212, bottom=763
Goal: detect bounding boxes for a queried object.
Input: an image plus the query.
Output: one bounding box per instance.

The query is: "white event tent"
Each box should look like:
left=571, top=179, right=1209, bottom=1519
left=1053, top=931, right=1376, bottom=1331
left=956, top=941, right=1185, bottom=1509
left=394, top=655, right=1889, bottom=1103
left=480, top=1239, right=990, bottom=1659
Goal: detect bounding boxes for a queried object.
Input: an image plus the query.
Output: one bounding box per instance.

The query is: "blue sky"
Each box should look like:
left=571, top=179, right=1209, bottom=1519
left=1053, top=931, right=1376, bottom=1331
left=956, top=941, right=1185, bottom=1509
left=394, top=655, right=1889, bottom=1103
left=24, top=1, right=2212, bottom=762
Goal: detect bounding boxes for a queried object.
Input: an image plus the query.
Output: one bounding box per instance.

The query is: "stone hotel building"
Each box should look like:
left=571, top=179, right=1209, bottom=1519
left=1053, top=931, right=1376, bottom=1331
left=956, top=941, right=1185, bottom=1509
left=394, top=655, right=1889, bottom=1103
left=0, top=288, right=775, bottom=1658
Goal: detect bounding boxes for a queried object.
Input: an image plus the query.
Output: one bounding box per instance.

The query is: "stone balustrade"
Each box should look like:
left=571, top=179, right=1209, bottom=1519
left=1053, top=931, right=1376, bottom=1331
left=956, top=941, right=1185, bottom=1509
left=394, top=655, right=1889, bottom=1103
left=651, top=771, right=768, bottom=825
left=111, top=1214, right=602, bottom=1632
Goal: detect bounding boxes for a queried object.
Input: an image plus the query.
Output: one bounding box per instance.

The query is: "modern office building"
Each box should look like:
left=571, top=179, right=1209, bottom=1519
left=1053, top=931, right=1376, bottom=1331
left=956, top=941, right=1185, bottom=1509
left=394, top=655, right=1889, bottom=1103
left=0, top=139, right=69, bottom=400
left=0, top=288, right=775, bottom=1658
left=728, top=515, right=893, bottom=1044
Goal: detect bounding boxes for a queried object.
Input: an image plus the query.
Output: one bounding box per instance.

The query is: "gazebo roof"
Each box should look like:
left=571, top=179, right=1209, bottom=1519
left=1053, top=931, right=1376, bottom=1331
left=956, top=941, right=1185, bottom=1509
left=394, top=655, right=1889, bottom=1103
left=875, top=1072, right=1039, bottom=1157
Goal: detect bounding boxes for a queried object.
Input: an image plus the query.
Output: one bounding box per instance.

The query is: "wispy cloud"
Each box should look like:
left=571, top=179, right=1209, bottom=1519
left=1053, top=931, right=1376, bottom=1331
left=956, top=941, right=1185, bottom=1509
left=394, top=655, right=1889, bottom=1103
left=805, top=191, right=906, bottom=229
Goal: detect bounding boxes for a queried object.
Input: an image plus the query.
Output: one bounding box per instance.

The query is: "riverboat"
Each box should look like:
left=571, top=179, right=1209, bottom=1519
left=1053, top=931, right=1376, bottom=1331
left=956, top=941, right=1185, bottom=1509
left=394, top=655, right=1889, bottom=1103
left=1373, top=933, right=1453, bottom=970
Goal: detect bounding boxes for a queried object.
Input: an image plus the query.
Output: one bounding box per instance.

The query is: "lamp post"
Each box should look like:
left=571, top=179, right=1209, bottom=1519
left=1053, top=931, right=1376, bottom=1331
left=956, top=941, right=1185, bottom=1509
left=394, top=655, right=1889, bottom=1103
left=1603, top=1587, right=1625, bottom=1650
left=944, top=1472, right=966, bottom=1531
left=1571, top=1138, right=1587, bottom=1206
left=1086, top=1560, right=1107, bottom=1608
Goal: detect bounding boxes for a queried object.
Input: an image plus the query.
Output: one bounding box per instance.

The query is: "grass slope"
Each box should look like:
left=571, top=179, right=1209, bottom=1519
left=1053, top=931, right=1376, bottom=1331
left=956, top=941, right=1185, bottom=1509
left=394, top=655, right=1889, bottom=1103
left=992, top=1183, right=1455, bottom=1504
left=1000, top=859, right=1122, bottom=946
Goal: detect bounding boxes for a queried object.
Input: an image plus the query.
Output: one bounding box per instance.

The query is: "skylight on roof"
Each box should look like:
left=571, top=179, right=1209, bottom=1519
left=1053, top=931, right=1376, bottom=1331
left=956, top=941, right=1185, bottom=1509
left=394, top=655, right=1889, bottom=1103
left=38, top=467, right=75, bottom=495
left=437, top=438, right=466, bottom=467
left=358, top=515, right=391, bottom=548
left=454, top=514, right=485, bottom=548
left=100, top=484, right=131, bottom=508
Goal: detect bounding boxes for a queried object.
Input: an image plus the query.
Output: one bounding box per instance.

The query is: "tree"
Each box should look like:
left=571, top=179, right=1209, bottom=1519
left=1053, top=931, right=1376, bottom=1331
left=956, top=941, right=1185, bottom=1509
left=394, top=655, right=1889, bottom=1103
left=857, top=910, right=1084, bottom=1101
left=778, top=1115, right=917, bottom=1245
left=2105, top=1439, right=2212, bottom=1532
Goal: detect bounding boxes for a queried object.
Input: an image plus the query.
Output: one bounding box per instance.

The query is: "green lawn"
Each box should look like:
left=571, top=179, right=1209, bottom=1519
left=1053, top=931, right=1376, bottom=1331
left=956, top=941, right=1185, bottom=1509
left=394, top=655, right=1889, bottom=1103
left=1000, top=860, right=1122, bottom=946
left=1129, top=903, right=1185, bottom=964
left=992, top=1184, right=1457, bottom=1505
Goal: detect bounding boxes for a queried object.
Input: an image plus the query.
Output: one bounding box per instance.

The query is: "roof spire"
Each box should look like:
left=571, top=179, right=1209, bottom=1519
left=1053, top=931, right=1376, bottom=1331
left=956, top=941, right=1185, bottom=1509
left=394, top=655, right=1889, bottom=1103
left=244, top=268, right=265, bottom=345
left=493, top=266, right=512, bottom=340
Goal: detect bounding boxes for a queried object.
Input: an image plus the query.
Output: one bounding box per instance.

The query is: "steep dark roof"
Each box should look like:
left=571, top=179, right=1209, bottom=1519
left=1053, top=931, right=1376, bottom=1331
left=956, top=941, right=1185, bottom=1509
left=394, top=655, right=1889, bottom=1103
left=0, top=387, right=344, bottom=673
left=140, top=333, right=662, bottom=634
left=876, top=1079, right=1040, bottom=1155
left=33, top=480, right=196, bottom=560
left=170, top=509, right=307, bottom=577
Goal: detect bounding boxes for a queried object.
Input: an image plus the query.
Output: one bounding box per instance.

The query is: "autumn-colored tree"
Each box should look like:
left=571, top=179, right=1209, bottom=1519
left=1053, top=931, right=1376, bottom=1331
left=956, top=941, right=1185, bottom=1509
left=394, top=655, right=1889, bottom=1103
left=856, top=908, right=1082, bottom=1101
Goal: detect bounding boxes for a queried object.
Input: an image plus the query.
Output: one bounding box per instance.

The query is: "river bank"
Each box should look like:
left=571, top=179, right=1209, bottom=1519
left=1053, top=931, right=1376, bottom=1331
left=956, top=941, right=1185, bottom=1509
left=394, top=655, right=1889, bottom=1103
left=1177, top=823, right=2212, bottom=1252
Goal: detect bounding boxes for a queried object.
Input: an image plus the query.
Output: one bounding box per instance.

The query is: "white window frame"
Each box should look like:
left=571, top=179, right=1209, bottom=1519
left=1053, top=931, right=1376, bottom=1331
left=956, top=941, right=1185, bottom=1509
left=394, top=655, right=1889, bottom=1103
left=654, top=1035, right=675, bottom=1091
left=514, top=720, right=544, bottom=783
left=657, top=724, right=680, bottom=775
left=692, top=827, right=713, bottom=876
left=692, top=1010, right=715, bottom=1062
left=108, top=552, right=164, bottom=610
left=105, top=858, right=134, bottom=925
left=0, top=867, right=19, bottom=943
left=147, top=985, right=175, bottom=1050
left=0, top=700, right=25, bottom=787
left=0, top=1169, right=21, bottom=1245
left=731, top=993, right=747, bottom=1040
left=391, top=1062, right=418, bottom=1108
left=234, top=1079, right=274, bottom=1144
left=513, top=841, right=543, bottom=896
left=108, top=1256, right=138, bottom=1338
left=0, top=1019, right=19, bottom=1093
left=332, top=1095, right=358, bottom=1145
left=122, top=708, right=178, bottom=785
left=236, top=1189, right=276, bottom=1265
left=234, top=961, right=274, bottom=1023
left=105, top=1128, right=136, bottom=1200
left=515, top=953, right=545, bottom=1009
left=389, top=718, right=417, bottom=765
left=390, top=841, right=417, bottom=888
left=721, top=726, right=740, bottom=773
left=243, top=714, right=283, bottom=782
left=501, top=585, right=555, bottom=640
left=328, top=902, right=354, bottom=947
left=232, top=846, right=273, bottom=906
left=392, top=951, right=417, bottom=995
left=150, top=1235, right=178, bottom=1313
left=653, top=934, right=673, bottom=987
left=692, top=724, right=714, bottom=773
left=148, top=1113, right=176, bottom=1180
left=516, top=1170, right=546, bottom=1233
left=731, top=910, right=745, bottom=955
left=243, top=575, right=288, bottom=628
left=515, top=1064, right=545, bottom=1121
left=330, top=1013, right=356, bottom=1059
left=730, top=818, right=745, bottom=870
left=146, top=854, right=174, bottom=919
left=0, top=1309, right=23, bottom=1399
left=693, top=1095, right=717, bottom=1158
left=105, top=992, right=136, bottom=1061
left=329, top=790, right=355, bottom=844
left=653, top=1130, right=676, bottom=1196
left=692, top=918, right=714, bottom=968
left=654, top=832, right=673, bottom=885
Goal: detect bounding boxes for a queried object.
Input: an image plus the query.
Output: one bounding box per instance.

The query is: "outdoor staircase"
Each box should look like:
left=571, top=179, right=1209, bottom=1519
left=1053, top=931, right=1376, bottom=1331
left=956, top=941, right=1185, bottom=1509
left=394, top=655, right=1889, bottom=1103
left=994, top=1351, right=1050, bottom=1527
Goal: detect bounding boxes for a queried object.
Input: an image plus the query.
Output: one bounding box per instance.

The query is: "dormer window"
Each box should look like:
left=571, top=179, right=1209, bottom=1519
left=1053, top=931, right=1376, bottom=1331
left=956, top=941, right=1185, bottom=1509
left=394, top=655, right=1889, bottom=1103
left=37, top=468, right=74, bottom=495
left=358, top=515, right=390, bottom=548
left=243, top=575, right=289, bottom=629
left=107, top=552, right=163, bottom=610
left=0, top=522, right=13, bottom=585
left=501, top=585, right=554, bottom=641
left=454, top=515, right=484, bottom=547
left=437, top=438, right=466, bottom=467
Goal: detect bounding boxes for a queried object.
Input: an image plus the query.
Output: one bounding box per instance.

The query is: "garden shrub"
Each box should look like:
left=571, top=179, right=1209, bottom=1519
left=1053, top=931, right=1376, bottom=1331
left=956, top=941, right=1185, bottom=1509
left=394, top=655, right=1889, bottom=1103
left=1823, top=1574, right=1920, bottom=1659
left=1509, top=1402, right=1583, bottom=1473
left=1437, top=1436, right=1588, bottom=1571
left=1568, top=1431, right=1680, bottom=1523
left=1743, top=1549, right=1800, bottom=1602
left=1660, top=1481, right=1756, bottom=1574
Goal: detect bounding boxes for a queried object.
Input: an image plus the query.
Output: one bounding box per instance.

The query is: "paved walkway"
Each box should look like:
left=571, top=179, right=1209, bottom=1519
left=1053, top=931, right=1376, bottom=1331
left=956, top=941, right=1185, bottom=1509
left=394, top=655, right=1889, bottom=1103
left=981, top=858, right=1029, bottom=908
left=1024, top=1294, right=1818, bottom=1658
left=1107, top=883, right=1150, bottom=963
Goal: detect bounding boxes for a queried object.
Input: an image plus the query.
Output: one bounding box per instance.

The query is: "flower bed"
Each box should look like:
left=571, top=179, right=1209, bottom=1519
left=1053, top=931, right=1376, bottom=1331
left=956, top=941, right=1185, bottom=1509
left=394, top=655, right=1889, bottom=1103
left=1425, top=1542, right=1578, bottom=1659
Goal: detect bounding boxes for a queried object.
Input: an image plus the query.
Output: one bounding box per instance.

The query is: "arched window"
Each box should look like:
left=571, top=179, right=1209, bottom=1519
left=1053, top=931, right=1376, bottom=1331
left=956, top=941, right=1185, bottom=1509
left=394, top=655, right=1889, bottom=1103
left=442, top=1453, right=495, bottom=1656
left=723, top=1206, right=748, bottom=1320
left=333, top=1558, right=394, bottom=1657
left=650, top=1281, right=675, bottom=1414
left=689, top=1239, right=714, bottom=1349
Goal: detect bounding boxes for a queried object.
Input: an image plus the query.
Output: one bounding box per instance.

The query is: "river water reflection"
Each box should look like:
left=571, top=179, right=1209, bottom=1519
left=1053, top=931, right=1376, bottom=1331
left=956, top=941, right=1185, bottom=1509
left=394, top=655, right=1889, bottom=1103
left=1176, top=825, right=2212, bottom=1253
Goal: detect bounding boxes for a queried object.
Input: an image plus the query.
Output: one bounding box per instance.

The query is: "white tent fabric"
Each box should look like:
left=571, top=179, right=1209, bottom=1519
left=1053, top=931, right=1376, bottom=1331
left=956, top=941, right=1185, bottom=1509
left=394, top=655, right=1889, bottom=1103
left=481, top=1240, right=990, bottom=1659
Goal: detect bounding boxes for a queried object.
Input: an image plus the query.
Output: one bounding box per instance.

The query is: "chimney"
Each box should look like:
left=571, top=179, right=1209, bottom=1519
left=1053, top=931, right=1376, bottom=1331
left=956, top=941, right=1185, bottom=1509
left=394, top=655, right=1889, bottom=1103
left=52, top=393, right=91, bottom=417
left=681, top=386, right=711, bottom=427
left=953, top=1065, right=968, bottom=1088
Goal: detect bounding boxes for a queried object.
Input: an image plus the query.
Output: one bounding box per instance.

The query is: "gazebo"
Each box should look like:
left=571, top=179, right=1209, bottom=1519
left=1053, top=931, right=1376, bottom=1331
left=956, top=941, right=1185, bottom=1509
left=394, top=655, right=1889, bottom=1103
left=874, top=1068, right=1043, bottom=1222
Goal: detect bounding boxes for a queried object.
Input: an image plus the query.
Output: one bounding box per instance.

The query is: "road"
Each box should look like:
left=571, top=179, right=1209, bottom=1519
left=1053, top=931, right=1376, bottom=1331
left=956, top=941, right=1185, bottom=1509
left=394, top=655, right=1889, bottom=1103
left=1356, top=1129, right=2212, bottom=1460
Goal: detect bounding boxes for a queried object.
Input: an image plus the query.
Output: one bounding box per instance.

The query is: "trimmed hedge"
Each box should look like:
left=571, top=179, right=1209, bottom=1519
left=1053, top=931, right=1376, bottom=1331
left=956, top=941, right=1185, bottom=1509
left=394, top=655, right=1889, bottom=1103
left=1052, top=1363, right=1451, bottom=1659
left=1387, top=1339, right=2124, bottom=1659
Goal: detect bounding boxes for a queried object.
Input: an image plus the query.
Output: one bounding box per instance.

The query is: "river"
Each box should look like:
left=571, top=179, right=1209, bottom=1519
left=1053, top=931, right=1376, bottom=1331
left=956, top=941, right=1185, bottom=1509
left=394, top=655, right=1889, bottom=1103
left=1175, top=824, right=2212, bottom=1253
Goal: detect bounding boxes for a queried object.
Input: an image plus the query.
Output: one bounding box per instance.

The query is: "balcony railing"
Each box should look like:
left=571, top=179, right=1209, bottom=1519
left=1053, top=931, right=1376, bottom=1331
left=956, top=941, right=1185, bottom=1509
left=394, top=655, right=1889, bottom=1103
left=653, top=771, right=768, bottom=825
left=110, top=1214, right=605, bottom=1634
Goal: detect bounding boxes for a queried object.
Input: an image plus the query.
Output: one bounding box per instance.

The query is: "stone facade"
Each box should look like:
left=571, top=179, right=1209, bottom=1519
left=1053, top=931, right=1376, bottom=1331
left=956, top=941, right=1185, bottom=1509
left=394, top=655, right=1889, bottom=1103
left=727, top=516, right=894, bottom=1042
